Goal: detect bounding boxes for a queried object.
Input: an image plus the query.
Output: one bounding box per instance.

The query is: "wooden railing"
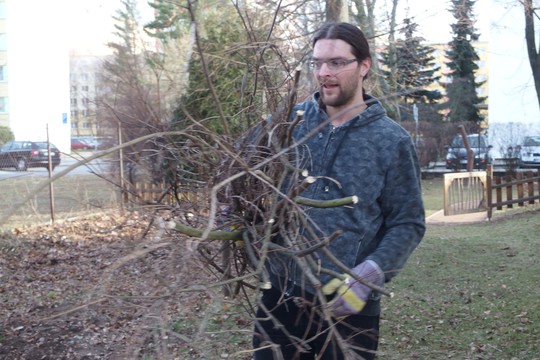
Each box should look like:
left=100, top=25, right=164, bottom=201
left=443, top=171, right=488, bottom=216
left=131, top=168, right=540, bottom=221
left=486, top=165, right=540, bottom=219
left=122, top=182, right=207, bottom=210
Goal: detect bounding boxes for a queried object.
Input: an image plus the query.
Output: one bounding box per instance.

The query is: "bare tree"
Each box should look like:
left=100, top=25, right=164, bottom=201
left=524, top=0, right=540, bottom=113
left=326, top=0, right=348, bottom=21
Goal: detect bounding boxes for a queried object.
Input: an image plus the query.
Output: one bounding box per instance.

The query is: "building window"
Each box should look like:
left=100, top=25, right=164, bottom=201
left=71, top=98, right=77, bottom=106
left=82, top=98, right=89, bottom=105
left=82, top=85, right=89, bottom=91
left=71, top=85, right=77, bottom=92
left=82, top=110, right=89, bottom=117
left=82, top=122, right=90, bottom=128
left=71, top=110, right=78, bottom=117
left=0, top=97, right=7, bottom=113
left=0, top=65, right=6, bottom=81
left=0, top=1, right=5, bottom=19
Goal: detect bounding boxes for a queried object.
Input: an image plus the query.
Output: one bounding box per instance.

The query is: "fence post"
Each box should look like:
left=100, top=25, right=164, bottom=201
left=505, top=174, right=513, bottom=209
left=487, top=165, right=493, bottom=220
left=527, top=172, right=534, bottom=204
left=517, top=172, right=524, bottom=207
left=537, top=169, right=540, bottom=201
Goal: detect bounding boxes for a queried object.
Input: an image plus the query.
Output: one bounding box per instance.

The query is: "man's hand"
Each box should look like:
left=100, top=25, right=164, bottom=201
left=322, top=260, right=384, bottom=317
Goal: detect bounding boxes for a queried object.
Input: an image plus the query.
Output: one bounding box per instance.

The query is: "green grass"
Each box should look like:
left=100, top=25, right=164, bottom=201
left=380, top=210, right=540, bottom=359
left=0, top=174, right=118, bottom=229
left=2, top=174, right=539, bottom=358
left=421, top=177, right=445, bottom=215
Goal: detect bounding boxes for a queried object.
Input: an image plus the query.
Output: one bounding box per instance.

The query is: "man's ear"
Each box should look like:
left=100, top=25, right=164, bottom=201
left=360, top=58, right=371, bottom=77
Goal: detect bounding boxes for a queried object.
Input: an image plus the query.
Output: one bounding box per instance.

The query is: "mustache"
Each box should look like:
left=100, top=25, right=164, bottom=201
left=318, top=78, right=338, bottom=86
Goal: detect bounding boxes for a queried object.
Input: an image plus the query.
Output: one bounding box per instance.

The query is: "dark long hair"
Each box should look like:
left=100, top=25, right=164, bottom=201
left=312, top=22, right=372, bottom=67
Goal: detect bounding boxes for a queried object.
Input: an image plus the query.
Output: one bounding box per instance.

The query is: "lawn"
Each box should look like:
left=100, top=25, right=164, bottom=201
left=1, top=174, right=539, bottom=359
left=0, top=174, right=118, bottom=230
left=379, top=181, right=540, bottom=359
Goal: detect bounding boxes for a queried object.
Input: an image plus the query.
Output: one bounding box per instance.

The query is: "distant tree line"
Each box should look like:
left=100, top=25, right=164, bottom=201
left=95, top=0, right=486, bottom=179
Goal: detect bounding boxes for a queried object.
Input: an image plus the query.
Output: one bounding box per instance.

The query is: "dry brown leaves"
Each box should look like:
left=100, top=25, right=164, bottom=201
left=0, top=210, right=253, bottom=359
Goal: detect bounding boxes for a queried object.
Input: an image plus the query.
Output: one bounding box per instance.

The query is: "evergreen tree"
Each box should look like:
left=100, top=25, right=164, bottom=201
left=379, top=18, right=442, bottom=124
left=147, top=1, right=267, bottom=136
left=380, top=18, right=442, bottom=104
left=442, top=0, right=485, bottom=124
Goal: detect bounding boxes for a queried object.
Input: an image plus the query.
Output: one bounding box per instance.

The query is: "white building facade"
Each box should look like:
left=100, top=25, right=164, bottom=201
left=5, top=0, right=71, bottom=152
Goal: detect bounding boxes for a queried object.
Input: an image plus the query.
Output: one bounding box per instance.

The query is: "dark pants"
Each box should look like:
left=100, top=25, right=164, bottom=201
left=252, top=286, right=379, bottom=360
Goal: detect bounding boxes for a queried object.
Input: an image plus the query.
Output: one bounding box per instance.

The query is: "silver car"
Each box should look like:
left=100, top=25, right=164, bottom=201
left=519, top=135, right=540, bottom=167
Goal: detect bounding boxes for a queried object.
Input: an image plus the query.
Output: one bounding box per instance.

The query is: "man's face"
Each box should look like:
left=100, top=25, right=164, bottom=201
left=312, top=39, right=370, bottom=109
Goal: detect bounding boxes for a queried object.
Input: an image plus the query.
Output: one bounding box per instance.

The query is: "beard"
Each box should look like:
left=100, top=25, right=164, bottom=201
left=319, top=71, right=361, bottom=108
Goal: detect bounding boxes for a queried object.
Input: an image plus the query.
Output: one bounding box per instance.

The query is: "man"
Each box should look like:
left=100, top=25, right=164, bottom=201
left=252, top=22, right=425, bottom=359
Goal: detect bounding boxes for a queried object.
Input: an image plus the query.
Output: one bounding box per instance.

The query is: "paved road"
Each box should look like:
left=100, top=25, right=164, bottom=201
left=0, top=151, right=112, bottom=180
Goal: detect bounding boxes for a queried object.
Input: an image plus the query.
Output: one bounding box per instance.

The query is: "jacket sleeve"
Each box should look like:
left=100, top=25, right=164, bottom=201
left=365, top=136, right=426, bottom=282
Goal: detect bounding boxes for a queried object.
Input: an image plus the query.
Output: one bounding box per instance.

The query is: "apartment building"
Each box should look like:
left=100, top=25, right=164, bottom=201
left=70, top=54, right=104, bottom=138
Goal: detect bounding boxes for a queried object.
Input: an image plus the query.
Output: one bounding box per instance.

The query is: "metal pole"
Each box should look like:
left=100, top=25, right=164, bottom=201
left=413, top=103, right=419, bottom=147
left=118, top=123, right=125, bottom=212
left=46, top=124, right=55, bottom=224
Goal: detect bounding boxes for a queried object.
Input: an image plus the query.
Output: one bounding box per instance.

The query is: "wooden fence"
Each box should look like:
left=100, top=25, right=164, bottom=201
left=128, top=168, right=540, bottom=221
left=122, top=182, right=207, bottom=210
left=443, top=172, right=488, bottom=216
left=486, top=166, right=540, bottom=219
left=444, top=166, right=540, bottom=219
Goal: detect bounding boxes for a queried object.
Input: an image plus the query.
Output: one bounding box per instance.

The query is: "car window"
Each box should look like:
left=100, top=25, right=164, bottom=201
left=451, top=135, right=486, bottom=148
left=524, top=137, right=540, bottom=146
left=451, top=137, right=464, bottom=147
left=470, top=136, right=486, bottom=148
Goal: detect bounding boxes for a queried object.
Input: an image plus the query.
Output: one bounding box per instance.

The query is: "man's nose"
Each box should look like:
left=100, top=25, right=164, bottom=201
left=317, top=63, right=333, bottom=76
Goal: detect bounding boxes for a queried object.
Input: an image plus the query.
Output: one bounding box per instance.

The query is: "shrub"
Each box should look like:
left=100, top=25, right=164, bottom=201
left=0, top=126, right=14, bottom=146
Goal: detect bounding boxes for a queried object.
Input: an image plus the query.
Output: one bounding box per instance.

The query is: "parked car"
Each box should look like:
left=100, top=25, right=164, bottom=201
left=71, top=138, right=93, bottom=150
left=445, top=133, right=493, bottom=170
left=0, top=141, right=61, bottom=171
left=94, top=137, right=115, bottom=150
left=518, top=135, right=540, bottom=167
left=74, top=136, right=115, bottom=150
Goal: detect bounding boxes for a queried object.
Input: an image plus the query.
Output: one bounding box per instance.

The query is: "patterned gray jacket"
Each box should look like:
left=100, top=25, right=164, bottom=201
left=267, top=92, right=426, bottom=315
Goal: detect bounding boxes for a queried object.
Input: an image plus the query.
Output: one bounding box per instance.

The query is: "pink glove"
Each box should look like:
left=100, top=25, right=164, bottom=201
left=322, top=260, right=385, bottom=317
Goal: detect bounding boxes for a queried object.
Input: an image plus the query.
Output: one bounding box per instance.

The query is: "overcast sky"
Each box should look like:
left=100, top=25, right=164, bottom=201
left=394, top=0, right=491, bottom=43
left=65, top=0, right=491, bottom=55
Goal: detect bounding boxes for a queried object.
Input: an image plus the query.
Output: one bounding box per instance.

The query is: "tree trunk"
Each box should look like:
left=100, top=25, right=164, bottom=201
left=524, top=0, right=540, bottom=113
left=326, top=0, right=349, bottom=22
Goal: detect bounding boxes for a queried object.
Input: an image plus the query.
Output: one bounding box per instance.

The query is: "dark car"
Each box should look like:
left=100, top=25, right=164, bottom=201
left=445, top=133, right=493, bottom=170
left=71, top=138, right=92, bottom=150
left=0, top=141, right=61, bottom=171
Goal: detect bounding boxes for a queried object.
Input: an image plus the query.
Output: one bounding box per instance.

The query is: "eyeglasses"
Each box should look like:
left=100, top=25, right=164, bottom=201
left=309, top=58, right=359, bottom=71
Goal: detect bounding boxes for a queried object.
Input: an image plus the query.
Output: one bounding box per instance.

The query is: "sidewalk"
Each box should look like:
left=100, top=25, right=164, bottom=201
left=426, top=209, right=489, bottom=224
